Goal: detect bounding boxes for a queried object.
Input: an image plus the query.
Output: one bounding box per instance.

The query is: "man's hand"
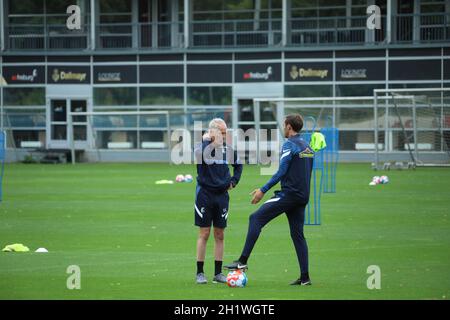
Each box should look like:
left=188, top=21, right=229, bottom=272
left=250, top=189, right=264, bottom=204
left=228, top=183, right=234, bottom=191
left=203, top=132, right=213, bottom=141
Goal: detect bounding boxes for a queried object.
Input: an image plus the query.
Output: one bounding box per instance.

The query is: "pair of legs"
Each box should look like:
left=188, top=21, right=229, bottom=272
left=197, top=227, right=224, bottom=263
left=195, top=186, right=228, bottom=282
left=239, top=195, right=309, bottom=277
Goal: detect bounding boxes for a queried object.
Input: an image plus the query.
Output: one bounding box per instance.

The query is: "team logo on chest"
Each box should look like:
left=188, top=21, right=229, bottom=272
left=299, top=147, right=314, bottom=158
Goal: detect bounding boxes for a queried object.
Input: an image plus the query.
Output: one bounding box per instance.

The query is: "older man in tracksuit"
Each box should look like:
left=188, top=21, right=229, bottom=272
left=194, top=118, right=243, bottom=284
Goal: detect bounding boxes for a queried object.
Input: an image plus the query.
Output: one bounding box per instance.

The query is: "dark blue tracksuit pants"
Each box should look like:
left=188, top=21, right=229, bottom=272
left=241, top=194, right=309, bottom=274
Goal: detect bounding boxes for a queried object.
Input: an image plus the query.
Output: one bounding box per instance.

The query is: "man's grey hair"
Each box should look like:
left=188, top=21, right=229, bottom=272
left=209, top=118, right=226, bottom=130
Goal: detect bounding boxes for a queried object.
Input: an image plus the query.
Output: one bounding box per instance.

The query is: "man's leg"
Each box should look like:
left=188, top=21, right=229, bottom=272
left=286, top=205, right=310, bottom=284
left=197, top=227, right=211, bottom=271
left=196, top=227, right=210, bottom=284
left=239, top=197, right=291, bottom=264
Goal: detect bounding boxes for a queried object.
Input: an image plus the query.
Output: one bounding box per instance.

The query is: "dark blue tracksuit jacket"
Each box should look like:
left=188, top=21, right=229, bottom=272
left=194, top=140, right=243, bottom=194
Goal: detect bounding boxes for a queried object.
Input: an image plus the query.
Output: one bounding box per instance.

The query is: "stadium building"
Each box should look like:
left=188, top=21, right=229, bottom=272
left=0, top=0, right=449, bottom=163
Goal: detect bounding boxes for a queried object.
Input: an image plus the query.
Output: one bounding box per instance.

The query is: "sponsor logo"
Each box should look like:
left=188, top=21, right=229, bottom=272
left=290, top=65, right=329, bottom=80
left=97, top=72, right=121, bottom=82
left=11, top=69, right=38, bottom=82
left=51, top=68, right=87, bottom=82
left=341, top=68, right=367, bottom=79
left=299, top=147, right=314, bottom=158
left=243, top=66, right=273, bottom=80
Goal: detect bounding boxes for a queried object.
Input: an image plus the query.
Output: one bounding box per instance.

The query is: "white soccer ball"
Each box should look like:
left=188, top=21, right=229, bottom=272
left=184, top=174, right=193, bottom=183
left=227, top=270, right=248, bottom=288
left=175, top=174, right=185, bottom=182
left=372, top=176, right=381, bottom=184
left=380, top=175, right=389, bottom=184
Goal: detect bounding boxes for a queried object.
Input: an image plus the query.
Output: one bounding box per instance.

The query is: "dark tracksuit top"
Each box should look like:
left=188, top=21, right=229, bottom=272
left=260, top=133, right=314, bottom=204
left=194, top=140, right=243, bottom=194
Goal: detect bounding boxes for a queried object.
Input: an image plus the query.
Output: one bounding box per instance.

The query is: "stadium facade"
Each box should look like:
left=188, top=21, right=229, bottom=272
left=0, top=0, right=449, bottom=163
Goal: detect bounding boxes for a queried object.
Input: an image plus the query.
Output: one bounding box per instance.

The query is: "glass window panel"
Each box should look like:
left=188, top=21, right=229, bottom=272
left=336, top=84, right=385, bottom=97
left=141, top=131, right=164, bottom=142
left=93, top=115, right=137, bottom=128
left=336, top=107, right=375, bottom=129
left=388, top=106, right=413, bottom=129
left=3, top=88, right=45, bottom=106
left=99, top=0, right=132, bottom=13
left=187, top=108, right=232, bottom=129
left=51, top=100, right=67, bottom=122
left=93, top=87, right=137, bottom=106
left=74, top=125, right=87, bottom=141
left=12, top=130, right=45, bottom=148
left=340, top=130, right=385, bottom=151
left=140, top=87, right=183, bottom=106
left=140, top=114, right=169, bottom=128
left=285, top=85, right=332, bottom=97
left=284, top=107, right=333, bottom=130
left=444, top=107, right=450, bottom=129
left=52, top=125, right=67, bottom=140
left=187, top=87, right=231, bottom=106
left=390, top=130, right=414, bottom=151
left=260, top=102, right=277, bottom=122
left=6, top=111, right=46, bottom=127
left=238, top=99, right=254, bottom=122
left=8, top=0, right=44, bottom=14
left=96, top=131, right=137, bottom=149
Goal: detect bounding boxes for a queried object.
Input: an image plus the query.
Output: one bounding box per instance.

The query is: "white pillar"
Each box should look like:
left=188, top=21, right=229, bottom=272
left=413, top=0, right=420, bottom=43
left=132, top=0, right=138, bottom=48
left=171, top=0, right=179, bottom=47
left=0, top=0, right=4, bottom=51
left=386, top=0, right=392, bottom=43
left=282, top=0, right=287, bottom=46
left=90, top=0, right=96, bottom=49
left=152, top=0, right=158, bottom=48
left=184, top=0, right=190, bottom=48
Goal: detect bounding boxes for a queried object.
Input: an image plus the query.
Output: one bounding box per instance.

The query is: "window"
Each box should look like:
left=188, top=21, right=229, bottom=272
left=285, top=85, right=332, bottom=97
left=3, top=87, right=45, bottom=106
left=140, top=87, right=183, bottom=106
left=187, top=87, right=232, bottom=106
left=93, top=87, right=137, bottom=106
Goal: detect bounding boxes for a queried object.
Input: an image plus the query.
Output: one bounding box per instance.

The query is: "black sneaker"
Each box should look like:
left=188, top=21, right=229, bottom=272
left=290, top=278, right=312, bottom=286
left=224, top=260, right=248, bottom=270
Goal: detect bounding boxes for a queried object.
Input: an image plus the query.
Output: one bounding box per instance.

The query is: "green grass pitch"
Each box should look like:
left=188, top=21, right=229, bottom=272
left=0, top=163, right=449, bottom=300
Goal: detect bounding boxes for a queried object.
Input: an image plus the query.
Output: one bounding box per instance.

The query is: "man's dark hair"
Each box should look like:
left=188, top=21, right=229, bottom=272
left=284, top=114, right=304, bottom=132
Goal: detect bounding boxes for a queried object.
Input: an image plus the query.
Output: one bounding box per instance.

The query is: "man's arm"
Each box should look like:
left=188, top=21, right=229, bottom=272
left=260, top=142, right=293, bottom=193
left=230, top=151, right=243, bottom=187
left=251, top=141, right=293, bottom=204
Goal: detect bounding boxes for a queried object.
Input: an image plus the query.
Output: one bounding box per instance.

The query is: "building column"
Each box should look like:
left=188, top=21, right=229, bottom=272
left=152, top=0, right=158, bottom=48
left=282, top=0, right=288, bottom=46
left=386, top=0, right=392, bottom=43
left=90, top=0, right=96, bottom=49
left=184, top=0, right=190, bottom=48
left=171, top=0, right=179, bottom=47
left=132, top=0, right=139, bottom=48
left=0, top=0, right=4, bottom=51
left=413, top=0, right=420, bottom=43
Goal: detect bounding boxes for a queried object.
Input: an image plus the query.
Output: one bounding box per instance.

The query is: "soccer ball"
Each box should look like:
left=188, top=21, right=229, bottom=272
left=372, top=176, right=381, bottom=184
left=175, top=174, right=185, bottom=182
left=380, top=175, right=389, bottom=184
left=184, top=174, right=193, bottom=183
left=226, top=270, right=248, bottom=288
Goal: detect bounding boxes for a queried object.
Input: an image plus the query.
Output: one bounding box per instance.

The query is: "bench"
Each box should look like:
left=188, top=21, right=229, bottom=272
left=404, top=143, right=433, bottom=151
left=141, top=142, right=166, bottom=149
left=355, top=143, right=384, bottom=151
left=107, top=142, right=133, bottom=149
left=20, top=141, right=43, bottom=148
